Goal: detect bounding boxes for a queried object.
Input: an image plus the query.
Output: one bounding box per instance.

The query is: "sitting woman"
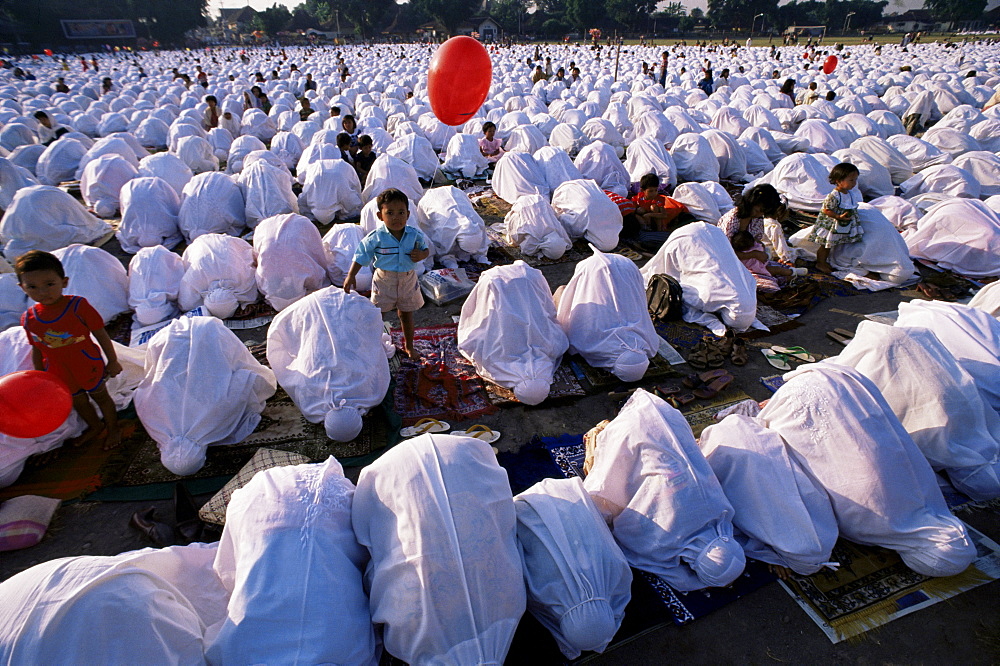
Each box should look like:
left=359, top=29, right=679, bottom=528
left=717, top=184, right=807, bottom=292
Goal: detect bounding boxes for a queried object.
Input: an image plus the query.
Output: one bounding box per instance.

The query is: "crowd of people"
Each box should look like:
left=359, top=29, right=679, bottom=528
left=0, top=35, right=1000, bottom=662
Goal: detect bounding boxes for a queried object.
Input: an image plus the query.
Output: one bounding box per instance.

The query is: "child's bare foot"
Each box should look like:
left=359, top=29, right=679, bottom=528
left=66, top=426, right=101, bottom=449
left=102, top=427, right=121, bottom=451
left=403, top=346, right=421, bottom=361
left=815, top=261, right=834, bottom=275
left=768, top=563, right=794, bottom=581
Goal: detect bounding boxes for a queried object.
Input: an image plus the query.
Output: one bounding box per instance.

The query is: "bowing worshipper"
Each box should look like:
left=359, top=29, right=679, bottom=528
left=208, top=459, right=378, bottom=665
left=583, top=389, right=746, bottom=591
left=759, top=364, right=977, bottom=577
left=555, top=248, right=659, bottom=382
left=352, top=434, right=525, bottom=665
left=514, top=478, right=633, bottom=659
left=833, top=321, right=1000, bottom=501
left=700, top=415, right=840, bottom=578
left=266, top=287, right=391, bottom=443
left=458, top=261, right=569, bottom=405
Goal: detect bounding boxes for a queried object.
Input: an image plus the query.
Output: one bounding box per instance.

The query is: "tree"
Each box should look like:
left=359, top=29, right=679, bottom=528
left=565, top=0, right=605, bottom=35
left=492, top=0, right=529, bottom=33
left=708, top=0, right=778, bottom=29
left=260, top=4, right=293, bottom=35
left=925, top=0, right=987, bottom=24
left=411, top=0, right=480, bottom=35
left=339, top=0, right=395, bottom=37
left=302, top=0, right=333, bottom=25
left=606, top=0, right=657, bottom=31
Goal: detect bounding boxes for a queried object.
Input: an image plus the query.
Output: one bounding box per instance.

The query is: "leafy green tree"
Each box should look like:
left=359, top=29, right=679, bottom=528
left=565, top=0, right=605, bottom=35
left=606, top=0, right=658, bottom=30
left=708, top=0, right=778, bottom=29
left=925, top=0, right=987, bottom=24
left=541, top=16, right=568, bottom=36
left=411, top=0, right=480, bottom=35
left=303, top=0, right=333, bottom=25
left=339, top=0, right=395, bottom=37
left=492, top=0, right=529, bottom=33
left=260, top=4, right=293, bottom=35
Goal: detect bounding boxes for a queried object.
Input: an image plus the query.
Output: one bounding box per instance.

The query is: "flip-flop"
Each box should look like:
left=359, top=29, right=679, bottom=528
left=683, top=369, right=730, bottom=389
left=666, top=393, right=697, bottom=409
left=400, top=418, right=451, bottom=438
left=692, top=373, right=734, bottom=400
left=833, top=328, right=855, bottom=339
left=826, top=331, right=851, bottom=346
left=770, top=345, right=816, bottom=363
left=761, top=349, right=792, bottom=371
left=449, top=424, right=501, bottom=444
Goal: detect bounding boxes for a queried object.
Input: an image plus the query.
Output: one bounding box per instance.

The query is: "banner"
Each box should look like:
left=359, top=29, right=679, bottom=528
left=61, top=20, right=136, bottom=39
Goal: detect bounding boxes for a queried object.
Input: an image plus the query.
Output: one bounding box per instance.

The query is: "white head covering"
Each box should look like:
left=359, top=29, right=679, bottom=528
left=352, top=434, right=525, bottom=665
left=583, top=389, right=745, bottom=591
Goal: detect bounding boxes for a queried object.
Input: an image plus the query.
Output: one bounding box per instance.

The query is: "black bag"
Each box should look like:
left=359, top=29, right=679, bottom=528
left=646, top=273, right=683, bottom=322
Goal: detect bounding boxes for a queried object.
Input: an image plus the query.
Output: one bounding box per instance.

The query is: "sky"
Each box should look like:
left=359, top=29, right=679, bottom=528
left=208, top=0, right=982, bottom=21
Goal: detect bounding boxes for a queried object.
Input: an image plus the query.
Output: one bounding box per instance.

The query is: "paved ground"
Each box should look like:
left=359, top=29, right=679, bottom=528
left=2, top=230, right=999, bottom=664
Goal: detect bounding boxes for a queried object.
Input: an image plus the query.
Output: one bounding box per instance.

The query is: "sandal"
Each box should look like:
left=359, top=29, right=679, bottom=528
left=761, top=349, right=792, bottom=371
left=770, top=345, right=816, bottom=363
left=706, top=346, right=726, bottom=368
left=731, top=338, right=749, bottom=366
left=713, top=331, right=735, bottom=356
left=400, top=418, right=451, bottom=438
left=666, top=393, right=696, bottom=409
left=826, top=331, right=851, bottom=346
left=683, top=369, right=729, bottom=389
left=687, top=342, right=711, bottom=370
left=692, top=373, right=734, bottom=400
left=833, top=328, right=855, bottom=340
left=449, top=424, right=501, bottom=444
left=653, top=383, right=682, bottom=398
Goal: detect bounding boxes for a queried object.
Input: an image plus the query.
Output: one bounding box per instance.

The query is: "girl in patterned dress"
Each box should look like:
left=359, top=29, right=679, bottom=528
left=808, top=162, right=863, bottom=274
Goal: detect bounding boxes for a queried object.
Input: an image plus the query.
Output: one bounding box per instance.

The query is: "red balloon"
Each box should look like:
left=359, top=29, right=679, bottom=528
left=0, top=370, right=72, bottom=439
left=823, top=55, right=838, bottom=75
left=428, top=36, right=492, bottom=127
left=43, top=49, right=53, bottom=56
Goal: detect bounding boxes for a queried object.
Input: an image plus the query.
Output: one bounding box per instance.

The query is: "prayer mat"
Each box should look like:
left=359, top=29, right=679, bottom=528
left=471, top=192, right=513, bottom=219
left=567, top=353, right=682, bottom=392
left=540, top=434, right=777, bottom=628
left=484, top=361, right=587, bottom=405
left=679, top=387, right=754, bottom=438
left=485, top=224, right=592, bottom=267
left=0, top=435, right=130, bottom=502
left=780, top=528, right=1000, bottom=643
left=389, top=324, right=497, bottom=426
left=760, top=374, right=786, bottom=394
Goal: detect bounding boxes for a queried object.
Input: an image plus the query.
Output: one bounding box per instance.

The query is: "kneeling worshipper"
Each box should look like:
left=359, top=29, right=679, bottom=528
left=208, top=458, right=377, bottom=665
left=0, top=543, right=228, bottom=664
left=178, top=232, right=259, bottom=320
left=759, top=364, right=977, bottom=577
left=253, top=213, right=331, bottom=311
left=903, top=199, right=1000, bottom=279
left=351, top=434, right=525, bottom=665
left=458, top=261, right=569, bottom=405
left=583, top=389, right=746, bottom=591
left=514, top=478, right=633, bottom=659
left=968, top=280, right=1000, bottom=318
left=895, top=300, right=1000, bottom=413
left=700, top=415, right=839, bottom=576
left=266, top=288, right=391, bottom=442
left=133, top=317, right=277, bottom=476
left=639, top=222, right=758, bottom=336
left=834, top=321, right=1000, bottom=501
left=555, top=248, right=659, bottom=382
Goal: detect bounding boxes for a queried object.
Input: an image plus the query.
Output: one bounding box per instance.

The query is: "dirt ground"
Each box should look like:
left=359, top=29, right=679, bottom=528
left=2, top=226, right=999, bottom=664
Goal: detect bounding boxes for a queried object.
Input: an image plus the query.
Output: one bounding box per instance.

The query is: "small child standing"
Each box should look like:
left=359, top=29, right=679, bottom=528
left=344, top=189, right=430, bottom=360
left=808, top=162, right=863, bottom=274
left=15, top=250, right=122, bottom=449
left=336, top=132, right=354, bottom=165
left=479, top=121, right=504, bottom=165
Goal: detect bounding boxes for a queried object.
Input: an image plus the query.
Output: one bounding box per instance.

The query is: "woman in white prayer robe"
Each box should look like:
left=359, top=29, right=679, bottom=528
left=298, top=159, right=363, bottom=223
left=834, top=321, right=1000, bottom=501
left=253, top=213, right=330, bottom=311
left=51, top=244, right=129, bottom=324
left=266, top=288, right=390, bottom=442
left=639, top=222, right=757, bottom=336
left=416, top=186, right=489, bottom=262
left=504, top=193, right=572, bottom=260
left=178, top=233, right=259, bottom=319
left=556, top=249, right=658, bottom=382
left=550, top=179, right=622, bottom=252
left=904, top=199, right=1000, bottom=278
left=0, top=544, right=228, bottom=665
left=458, top=261, right=569, bottom=405
left=208, top=459, right=377, bottom=665
left=583, top=389, right=746, bottom=591
left=117, top=176, right=183, bottom=253
left=895, top=300, right=1000, bottom=413
left=238, top=158, right=298, bottom=228
left=134, top=316, right=276, bottom=476
left=492, top=151, right=549, bottom=204
left=0, top=184, right=110, bottom=261
left=622, top=136, right=677, bottom=186
left=514, top=477, right=632, bottom=659
left=441, top=133, right=489, bottom=179
left=573, top=141, right=630, bottom=197
left=758, top=363, right=976, bottom=577
left=323, top=223, right=373, bottom=290
left=360, top=153, right=424, bottom=204
left=177, top=172, right=246, bottom=242
left=700, top=414, right=839, bottom=576
left=128, top=245, right=185, bottom=327
left=351, top=434, right=525, bottom=666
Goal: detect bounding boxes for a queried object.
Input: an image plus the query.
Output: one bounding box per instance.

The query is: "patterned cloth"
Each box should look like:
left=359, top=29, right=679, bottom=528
left=717, top=208, right=782, bottom=292
left=807, top=190, right=863, bottom=248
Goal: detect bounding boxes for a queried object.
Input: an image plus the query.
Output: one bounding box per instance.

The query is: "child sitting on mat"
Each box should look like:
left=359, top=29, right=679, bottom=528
left=15, top=250, right=122, bottom=450
left=344, top=188, right=430, bottom=361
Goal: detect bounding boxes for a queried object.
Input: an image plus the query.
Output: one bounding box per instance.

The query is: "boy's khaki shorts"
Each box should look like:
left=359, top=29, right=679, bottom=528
left=372, top=269, right=424, bottom=313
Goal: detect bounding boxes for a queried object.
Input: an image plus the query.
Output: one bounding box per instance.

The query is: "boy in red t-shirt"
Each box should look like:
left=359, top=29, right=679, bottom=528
left=16, top=251, right=122, bottom=450
left=633, top=173, right=688, bottom=232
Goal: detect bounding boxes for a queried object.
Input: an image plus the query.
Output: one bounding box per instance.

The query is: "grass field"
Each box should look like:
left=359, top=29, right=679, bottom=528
left=606, top=32, right=981, bottom=47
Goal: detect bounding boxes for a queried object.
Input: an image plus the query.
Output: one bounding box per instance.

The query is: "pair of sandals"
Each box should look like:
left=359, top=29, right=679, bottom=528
left=657, top=369, right=735, bottom=407
left=761, top=345, right=817, bottom=371
left=687, top=332, right=748, bottom=370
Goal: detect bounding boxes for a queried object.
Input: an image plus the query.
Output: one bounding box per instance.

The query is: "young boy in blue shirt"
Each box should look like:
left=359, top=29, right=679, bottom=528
left=344, top=188, right=430, bottom=360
